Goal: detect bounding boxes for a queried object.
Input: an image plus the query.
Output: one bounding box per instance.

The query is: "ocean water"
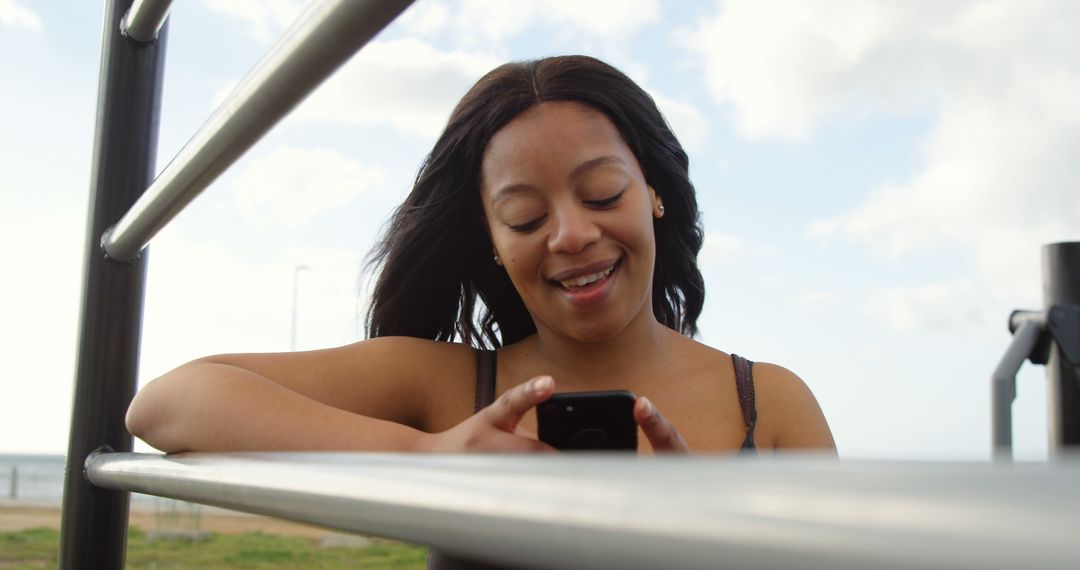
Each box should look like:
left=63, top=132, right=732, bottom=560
left=0, top=453, right=179, bottom=507
left=0, top=453, right=65, bottom=502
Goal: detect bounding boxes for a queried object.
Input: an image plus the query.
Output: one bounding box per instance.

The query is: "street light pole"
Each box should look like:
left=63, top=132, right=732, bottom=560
left=291, top=264, right=309, bottom=351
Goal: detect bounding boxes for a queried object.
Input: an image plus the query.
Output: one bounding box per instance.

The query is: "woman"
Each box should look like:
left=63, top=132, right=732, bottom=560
left=127, top=55, right=834, bottom=457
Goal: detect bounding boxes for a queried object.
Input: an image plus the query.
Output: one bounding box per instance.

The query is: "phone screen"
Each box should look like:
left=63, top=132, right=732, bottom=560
left=537, top=390, right=638, bottom=451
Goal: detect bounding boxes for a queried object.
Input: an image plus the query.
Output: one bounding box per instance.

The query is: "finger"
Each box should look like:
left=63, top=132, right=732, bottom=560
left=483, top=375, right=555, bottom=432
left=635, top=397, right=690, bottom=453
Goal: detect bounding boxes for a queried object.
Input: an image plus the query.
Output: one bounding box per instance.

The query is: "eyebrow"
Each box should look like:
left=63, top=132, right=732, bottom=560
left=570, top=155, right=628, bottom=180
left=490, top=155, right=629, bottom=205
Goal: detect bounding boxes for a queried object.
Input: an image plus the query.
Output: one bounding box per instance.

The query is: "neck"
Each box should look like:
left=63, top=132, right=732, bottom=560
left=529, top=314, right=681, bottom=392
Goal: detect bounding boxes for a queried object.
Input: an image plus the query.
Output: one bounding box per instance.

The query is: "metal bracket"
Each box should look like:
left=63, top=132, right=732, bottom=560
left=1009, top=310, right=1051, bottom=364
left=1010, top=306, right=1080, bottom=366
left=1046, top=304, right=1080, bottom=366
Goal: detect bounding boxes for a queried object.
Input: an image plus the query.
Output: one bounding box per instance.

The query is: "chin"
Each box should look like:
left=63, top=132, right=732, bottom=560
left=562, top=318, right=627, bottom=344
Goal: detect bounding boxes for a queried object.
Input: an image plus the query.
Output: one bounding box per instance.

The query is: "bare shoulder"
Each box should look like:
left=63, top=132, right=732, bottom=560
left=326, top=337, right=478, bottom=430
left=353, top=337, right=479, bottom=431
left=338, top=336, right=476, bottom=378
left=750, top=361, right=836, bottom=452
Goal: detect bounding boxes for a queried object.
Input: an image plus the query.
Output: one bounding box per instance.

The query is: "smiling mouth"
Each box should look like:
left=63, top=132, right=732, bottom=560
left=551, top=260, right=620, bottom=291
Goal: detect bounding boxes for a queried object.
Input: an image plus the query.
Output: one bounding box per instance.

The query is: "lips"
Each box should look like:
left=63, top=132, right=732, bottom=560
left=548, top=258, right=621, bottom=290
left=557, top=265, right=615, bottom=289
left=547, top=258, right=621, bottom=307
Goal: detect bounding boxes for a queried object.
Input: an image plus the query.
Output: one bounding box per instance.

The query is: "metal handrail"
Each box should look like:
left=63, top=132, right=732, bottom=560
left=101, top=0, right=416, bottom=262
left=87, top=451, right=1080, bottom=570
left=121, top=0, right=173, bottom=42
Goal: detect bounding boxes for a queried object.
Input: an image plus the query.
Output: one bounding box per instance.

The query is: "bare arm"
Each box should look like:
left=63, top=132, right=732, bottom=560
left=127, top=336, right=556, bottom=454
left=127, top=337, right=462, bottom=453
left=127, top=361, right=434, bottom=453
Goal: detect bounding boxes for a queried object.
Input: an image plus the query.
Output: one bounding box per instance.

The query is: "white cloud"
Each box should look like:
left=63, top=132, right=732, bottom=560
left=398, top=0, right=451, bottom=36
left=230, top=145, right=383, bottom=227
left=679, top=0, right=966, bottom=140
left=450, top=0, right=661, bottom=44
left=864, top=281, right=989, bottom=333
left=650, top=90, right=709, bottom=152
left=0, top=0, right=42, bottom=32
left=543, top=0, right=660, bottom=40
left=797, top=290, right=833, bottom=306
left=291, top=38, right=691, bottom=143
left=685, top=0, right=1080, bottom=325
left=697, top=233, right=770, bottom=269
left=199, top=0, right=304, bottom=42
left=294, top=38, right=501, bottom=138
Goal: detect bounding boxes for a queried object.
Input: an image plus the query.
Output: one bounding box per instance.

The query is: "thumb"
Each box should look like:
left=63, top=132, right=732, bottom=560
left=482, top=375, right=555, bottom=433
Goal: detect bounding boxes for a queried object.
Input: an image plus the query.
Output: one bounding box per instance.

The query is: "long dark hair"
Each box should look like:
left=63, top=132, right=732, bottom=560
left=365, top=55, right=705, bottom=348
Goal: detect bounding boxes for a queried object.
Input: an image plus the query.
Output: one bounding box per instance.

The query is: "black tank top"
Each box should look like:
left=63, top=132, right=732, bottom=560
left=427, top=351, right=758, bottom=569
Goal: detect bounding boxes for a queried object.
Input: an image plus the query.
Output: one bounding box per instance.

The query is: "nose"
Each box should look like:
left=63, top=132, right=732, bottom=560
left=547, top=205, right=601, bottom=255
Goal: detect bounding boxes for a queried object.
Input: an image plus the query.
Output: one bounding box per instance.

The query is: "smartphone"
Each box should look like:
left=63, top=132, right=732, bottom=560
left=537, top=390, right=638, bottom=451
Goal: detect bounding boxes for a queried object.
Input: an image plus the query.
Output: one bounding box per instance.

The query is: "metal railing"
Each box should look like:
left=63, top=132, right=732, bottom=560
left=120, top=0, right=172, bottom=42
left=102, top=0, right=416, bottom=262
left=62, top=0, right=1080, bottom=568
left=86, top=451, right=1080, bottom=570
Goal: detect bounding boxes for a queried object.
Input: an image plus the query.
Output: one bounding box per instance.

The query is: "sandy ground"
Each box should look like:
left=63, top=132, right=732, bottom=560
left=0, top=502, right=337, bottom=539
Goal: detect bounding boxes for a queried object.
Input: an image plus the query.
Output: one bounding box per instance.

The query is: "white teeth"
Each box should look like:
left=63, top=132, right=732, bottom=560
left=560, top=266, right=614, bottom=289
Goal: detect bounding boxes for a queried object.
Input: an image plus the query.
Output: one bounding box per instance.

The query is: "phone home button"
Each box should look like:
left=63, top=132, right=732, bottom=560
left=572, top=428, right=608, bottom=448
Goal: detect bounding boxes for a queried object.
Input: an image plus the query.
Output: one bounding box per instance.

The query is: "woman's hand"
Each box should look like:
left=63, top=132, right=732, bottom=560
left=422, top=376, right=558, bottom=453
left=634, top=397, right=691, bottom=453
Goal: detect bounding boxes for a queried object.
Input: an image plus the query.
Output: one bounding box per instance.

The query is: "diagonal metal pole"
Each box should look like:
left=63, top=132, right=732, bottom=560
left=59, top=0, right=168, bottom=567
left=991, top=315, right=1045, bottom=460
left=101, top=0, right=416, bottom=262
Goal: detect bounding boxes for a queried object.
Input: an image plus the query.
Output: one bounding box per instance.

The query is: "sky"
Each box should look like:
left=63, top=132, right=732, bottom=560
left=1, top=0, right=1078, bottom=460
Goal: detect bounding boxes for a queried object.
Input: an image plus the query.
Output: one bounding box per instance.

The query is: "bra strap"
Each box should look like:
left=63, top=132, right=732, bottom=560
left=732, top=354, right=757, bottom=449
left=474, top=349, right=498, bottom=413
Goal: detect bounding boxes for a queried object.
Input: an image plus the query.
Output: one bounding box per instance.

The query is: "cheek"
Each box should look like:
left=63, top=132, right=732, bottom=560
left=492, top=236, right=535, bottom=277
left=619, top=205, right=658, bottom=252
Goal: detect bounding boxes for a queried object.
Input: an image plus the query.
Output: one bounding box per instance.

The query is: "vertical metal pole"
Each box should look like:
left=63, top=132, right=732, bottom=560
left=1043, top=242, right=1080, bottom=457
left=59, top=1, right=168, bottom=568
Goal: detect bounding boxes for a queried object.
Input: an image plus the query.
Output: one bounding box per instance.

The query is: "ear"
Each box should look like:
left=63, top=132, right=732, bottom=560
left=648, top=186, right=664, bottom=219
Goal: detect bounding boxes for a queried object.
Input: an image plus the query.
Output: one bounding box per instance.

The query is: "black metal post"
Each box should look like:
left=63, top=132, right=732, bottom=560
left=59, top=1, right=167, bottom=568
left=1043, top=242, right=1080, bottom=456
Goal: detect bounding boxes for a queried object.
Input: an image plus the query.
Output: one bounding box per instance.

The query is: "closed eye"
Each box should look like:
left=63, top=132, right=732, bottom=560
left=585, top=189, right=625, bottom=209
left=507, top=214, right=547, bottom=233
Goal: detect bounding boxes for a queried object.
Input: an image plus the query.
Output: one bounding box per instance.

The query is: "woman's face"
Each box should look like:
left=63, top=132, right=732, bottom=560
left=481, top=101, right=661, bottom=343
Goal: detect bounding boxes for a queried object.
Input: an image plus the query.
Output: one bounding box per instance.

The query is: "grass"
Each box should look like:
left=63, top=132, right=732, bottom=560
left=0, top=527, right=427, bottom=569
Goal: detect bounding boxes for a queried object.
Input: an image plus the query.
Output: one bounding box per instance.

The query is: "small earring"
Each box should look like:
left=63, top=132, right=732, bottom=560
left=656, top=203, right=665, bottom=217
left=494, top=253, right=503, bottom=266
